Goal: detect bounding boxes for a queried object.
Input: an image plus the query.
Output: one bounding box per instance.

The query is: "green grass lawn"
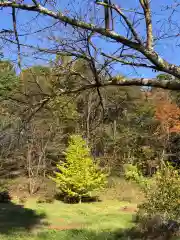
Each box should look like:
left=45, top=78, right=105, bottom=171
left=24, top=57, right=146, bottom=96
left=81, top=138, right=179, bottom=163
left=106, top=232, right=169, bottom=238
left=0, top=199, right=136, bottom=240
left=0, top=175, right=179, bottom=240
left=0, top=197, right=179, bottom=239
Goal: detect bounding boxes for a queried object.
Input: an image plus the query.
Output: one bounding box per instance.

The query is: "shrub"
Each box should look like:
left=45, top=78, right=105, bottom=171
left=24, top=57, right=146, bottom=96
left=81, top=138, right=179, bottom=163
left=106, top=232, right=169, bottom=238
left=140, top=165, right=180, bottom=222
left=133, top=215, right=180, bottom=239
left=51, top=135, right=107, bottom=203
left=125, top=163, right=180, bottom=233
left=124, top=163, right=149, bottom=190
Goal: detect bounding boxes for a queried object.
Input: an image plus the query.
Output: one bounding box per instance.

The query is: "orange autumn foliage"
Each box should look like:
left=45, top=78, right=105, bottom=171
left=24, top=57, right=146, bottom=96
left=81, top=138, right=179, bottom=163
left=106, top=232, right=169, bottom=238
left=155, top=101, right=180, bottom=134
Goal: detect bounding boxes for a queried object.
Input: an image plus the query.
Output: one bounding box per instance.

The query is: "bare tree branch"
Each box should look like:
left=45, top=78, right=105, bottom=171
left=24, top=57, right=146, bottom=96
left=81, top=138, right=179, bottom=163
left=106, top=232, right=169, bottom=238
left=32, top=0, right=40, bottom=6
left=101, top=52, right=159, bottom=70
left=0, top=2, right=145, bottom=49
left=96, top=1, right=142, bottom=44
left=0, top=29, right=13, bottom=34
left=95, top=2, right=144, bottom=15
left=0, top=1, right=180, bottom=80
left=87, top=32, right=105, bottom=115
left=20, top=97, right=51, bottom=133
left=64, top=77, right=180, bottom=93
left=12, top=7, right=21, bottom=69
left=139, top=0, right=153, bottom=50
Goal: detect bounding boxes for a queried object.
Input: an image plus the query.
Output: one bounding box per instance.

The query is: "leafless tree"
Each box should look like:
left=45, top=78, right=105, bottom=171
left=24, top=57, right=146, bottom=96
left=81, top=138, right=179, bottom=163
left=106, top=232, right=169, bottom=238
left=26, top=123, right=50, bottom=194
left=0, top=0, right=180, bottom=91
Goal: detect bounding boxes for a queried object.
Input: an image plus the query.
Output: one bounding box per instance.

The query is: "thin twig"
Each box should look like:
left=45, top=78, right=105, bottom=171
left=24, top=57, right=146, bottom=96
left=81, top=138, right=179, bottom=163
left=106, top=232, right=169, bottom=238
left=32, top=0, right=39, bottom=6
left=101, top=52, right=159, bottom=70
left=87, top=33, right=105, bottom=115
left=96, top=1, right=142, bottom=44
left=12, top=7, right=21, bottom=69
left=96, top=2, right=143, bottom=15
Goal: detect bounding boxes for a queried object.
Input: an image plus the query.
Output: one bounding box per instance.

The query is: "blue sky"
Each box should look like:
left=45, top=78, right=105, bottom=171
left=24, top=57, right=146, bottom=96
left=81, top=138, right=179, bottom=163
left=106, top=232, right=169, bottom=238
left=0, top=0, right=180, bottom=78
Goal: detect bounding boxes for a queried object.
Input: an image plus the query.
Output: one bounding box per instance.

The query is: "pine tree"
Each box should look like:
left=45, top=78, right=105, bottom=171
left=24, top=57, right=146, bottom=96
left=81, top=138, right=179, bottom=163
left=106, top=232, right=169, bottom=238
left=51, top=135, right=107, bottom=202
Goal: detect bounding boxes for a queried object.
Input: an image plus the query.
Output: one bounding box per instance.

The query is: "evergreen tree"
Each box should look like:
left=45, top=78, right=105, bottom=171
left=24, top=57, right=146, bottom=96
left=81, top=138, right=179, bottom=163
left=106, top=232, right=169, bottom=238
left=51, top=135, right=107, bottom=202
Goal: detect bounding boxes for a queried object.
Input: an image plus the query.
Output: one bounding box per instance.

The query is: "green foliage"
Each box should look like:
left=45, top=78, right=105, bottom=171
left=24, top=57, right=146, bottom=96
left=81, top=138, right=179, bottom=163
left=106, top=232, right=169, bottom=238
left=124, top=164, right=150, bottom=191
left=0, top=61, right=18, bottom=96
left=125, top=164, right=180, bottom=222
left=139, top=165, right=180, bottom=222
left=51, top=135, right=107, bottom=202
left=48, top=95, right=78, bottom=120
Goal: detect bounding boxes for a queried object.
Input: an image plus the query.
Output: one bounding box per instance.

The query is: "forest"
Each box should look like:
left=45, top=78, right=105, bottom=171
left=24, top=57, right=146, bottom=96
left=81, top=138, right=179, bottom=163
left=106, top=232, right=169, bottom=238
left=0, top=58, right=179, bottom=239
left=0, top=0, right=180, bottom=239
left=0, top=59, right=180, bottom=185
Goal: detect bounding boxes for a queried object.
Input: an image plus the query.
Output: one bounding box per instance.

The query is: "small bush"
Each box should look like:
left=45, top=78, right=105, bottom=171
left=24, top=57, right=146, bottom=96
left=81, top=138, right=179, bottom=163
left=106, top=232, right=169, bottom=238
left=139, top=166, right=180, bottom=222
left=134, top=214, right=180, bottom=239
left=125, top=163, right=180, bottom=237
left=51, top=135, right=107, bottom=203
left=124, top=163, right=150, bottom=190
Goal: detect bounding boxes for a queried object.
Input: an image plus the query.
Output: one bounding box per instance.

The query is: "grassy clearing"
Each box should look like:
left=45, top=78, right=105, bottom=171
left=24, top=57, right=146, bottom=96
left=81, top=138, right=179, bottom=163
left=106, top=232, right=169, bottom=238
left=0, top=178, right=179, bottom=240
left=0, top=199, right=135, bottom=240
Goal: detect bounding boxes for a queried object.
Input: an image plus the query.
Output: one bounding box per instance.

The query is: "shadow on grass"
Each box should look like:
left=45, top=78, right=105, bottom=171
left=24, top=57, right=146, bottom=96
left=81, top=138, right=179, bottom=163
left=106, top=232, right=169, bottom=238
left=0, top=202, right=47, bottom=234
left=55, top=193, right=101, bottom=204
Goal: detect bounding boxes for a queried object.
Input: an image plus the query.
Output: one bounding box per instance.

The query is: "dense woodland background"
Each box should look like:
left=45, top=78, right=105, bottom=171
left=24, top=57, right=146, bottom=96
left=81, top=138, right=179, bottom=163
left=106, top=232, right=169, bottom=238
left=0, top=58, right=179, bottom=198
